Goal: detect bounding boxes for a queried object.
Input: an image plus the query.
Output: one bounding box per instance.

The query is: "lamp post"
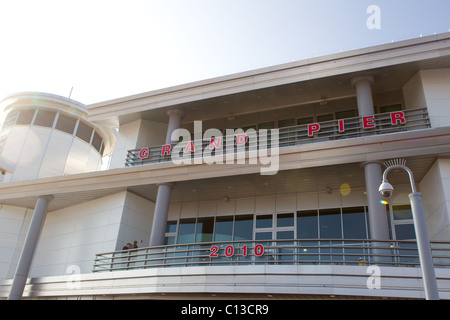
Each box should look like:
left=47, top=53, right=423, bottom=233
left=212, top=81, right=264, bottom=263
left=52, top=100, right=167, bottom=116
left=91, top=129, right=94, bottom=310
left=379, top=159, right=439, bottom=300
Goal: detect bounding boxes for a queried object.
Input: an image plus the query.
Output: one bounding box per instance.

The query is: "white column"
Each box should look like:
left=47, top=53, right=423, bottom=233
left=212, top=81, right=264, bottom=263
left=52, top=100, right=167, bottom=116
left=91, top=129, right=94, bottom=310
left=149, top=183, right=174, bottom=246
left=165, top=109, right=185, bottom=144
left=352, top=75, right=390, bottom=243
left=363, top=161, right=390, bottom=240
left=8, top=195, right=53, bottom=300
left=149, top=108, right=184, bottom=246
left=351, top=75, right=375, bottom=117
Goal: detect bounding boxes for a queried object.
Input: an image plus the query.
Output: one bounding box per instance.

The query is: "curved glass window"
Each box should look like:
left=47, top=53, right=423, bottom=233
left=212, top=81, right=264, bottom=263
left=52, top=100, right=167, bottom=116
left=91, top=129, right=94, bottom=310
left=76, top=121, right=93, bottom=143
left=2, top=111, right=18, bottom=129
left=34, top=109, right=56, bottom=127
left=91, top=131, right=103, bottom=153
left=7, top=108, right=104, bottom=155
left=55, top=114, right=77, bottom=134
left=16, top=109, right=35, bottom=125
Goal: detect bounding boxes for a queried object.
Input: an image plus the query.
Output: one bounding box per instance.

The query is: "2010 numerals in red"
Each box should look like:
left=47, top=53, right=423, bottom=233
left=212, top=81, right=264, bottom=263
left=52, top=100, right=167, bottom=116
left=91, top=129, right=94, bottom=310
left=210, top=245, right=264, bottom=258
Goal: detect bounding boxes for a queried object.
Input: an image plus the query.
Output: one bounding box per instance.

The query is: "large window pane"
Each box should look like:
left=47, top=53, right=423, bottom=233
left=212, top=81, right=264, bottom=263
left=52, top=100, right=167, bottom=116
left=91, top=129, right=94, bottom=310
left=164, top=221, right=177, bottom=245
left=177, top=218, right=196, bottom=244
left=256, top=214, right=272, bottom=228
left=342, top=207, right=367, bottom=239
left=319, top=208, right=342, bottom=239
left=297, top=210, right=318, bottom=239
left=91, top=131, right=103, bottom=153
left=76, top=121, right=93, bottom=143
left=34, top=109, right=56, bottom=127
left=234, top=215, right=253, bottom=241
left=298, top=240, right=319, bottom=263
left=393, top=205, right=413, bottom=220
left=277, top=213, right=294, bottom=227
left=165, top=236, right=176, bottom=245
left=214, top=216, right=233, bottom=241
left=277, top=231, right=294, bottom=240
left=395, top=224, right=416, bottom=240
left=2, top=110, right=18, bottom=129
left=16, top=109, right=35, bottom=125
left=55, top=114, right=77, bottom=134
left=166, top=221, right=177, bottom=233
left=195, top=217, right=214, bottom=242
left=255, top=232, right=272, bottom=240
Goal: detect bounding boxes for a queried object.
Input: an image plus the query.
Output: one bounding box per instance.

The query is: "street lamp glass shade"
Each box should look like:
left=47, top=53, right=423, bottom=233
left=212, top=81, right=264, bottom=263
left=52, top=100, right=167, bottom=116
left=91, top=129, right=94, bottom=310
left=379, top=181, right=394, bottom=198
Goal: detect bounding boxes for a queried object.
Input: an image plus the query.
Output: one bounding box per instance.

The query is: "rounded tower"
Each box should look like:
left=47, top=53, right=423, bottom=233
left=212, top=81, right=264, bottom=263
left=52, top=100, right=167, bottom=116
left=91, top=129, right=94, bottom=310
left=0, top=92, right=116, bottom=182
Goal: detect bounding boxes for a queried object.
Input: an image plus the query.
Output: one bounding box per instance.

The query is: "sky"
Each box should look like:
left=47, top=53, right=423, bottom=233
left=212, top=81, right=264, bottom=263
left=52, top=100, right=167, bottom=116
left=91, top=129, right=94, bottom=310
left=0, top=0, right=449, bottom=105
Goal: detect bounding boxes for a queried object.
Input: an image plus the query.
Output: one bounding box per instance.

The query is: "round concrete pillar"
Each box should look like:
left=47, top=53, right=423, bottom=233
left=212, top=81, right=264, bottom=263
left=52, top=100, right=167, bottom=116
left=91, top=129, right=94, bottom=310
left=351, top=75, right=375, bottom=117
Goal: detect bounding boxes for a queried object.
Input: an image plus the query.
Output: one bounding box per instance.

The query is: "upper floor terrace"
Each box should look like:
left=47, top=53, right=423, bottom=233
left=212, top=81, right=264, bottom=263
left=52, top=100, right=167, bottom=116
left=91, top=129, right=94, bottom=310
left=83, top=33, right=450, bottom=171
left=1, top=34, right=450, bottom=212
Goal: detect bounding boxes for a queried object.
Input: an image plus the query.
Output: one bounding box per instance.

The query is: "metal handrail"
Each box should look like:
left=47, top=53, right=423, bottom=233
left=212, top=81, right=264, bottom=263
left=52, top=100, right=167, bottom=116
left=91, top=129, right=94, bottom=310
left=124, top=108, right=430, bottom=167
left=92, top=239, right=450, bottom=272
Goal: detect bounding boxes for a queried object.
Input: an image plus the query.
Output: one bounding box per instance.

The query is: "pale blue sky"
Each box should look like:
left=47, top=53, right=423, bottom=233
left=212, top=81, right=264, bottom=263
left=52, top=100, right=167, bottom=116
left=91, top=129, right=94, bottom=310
left=0, top=0, right=449, bottom=105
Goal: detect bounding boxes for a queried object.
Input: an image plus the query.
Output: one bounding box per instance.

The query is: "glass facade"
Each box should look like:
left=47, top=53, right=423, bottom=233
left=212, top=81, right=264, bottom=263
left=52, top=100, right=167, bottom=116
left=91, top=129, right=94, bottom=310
left=5, top=107, right=105, bottom=155
left=55, top=113, right=77, bottom=134
left=389, top=204, right=418, bottom=264
left=213, top=216, right=233, bottom=241
left=165, top=206, right=370, bottom=245
left=233, top=215, right=253, bottom=241
left=177, top=218, right=196, bottom=244
left=34, top=109, right=56, bottom=127
left=390, top=204, right=416, bottom=241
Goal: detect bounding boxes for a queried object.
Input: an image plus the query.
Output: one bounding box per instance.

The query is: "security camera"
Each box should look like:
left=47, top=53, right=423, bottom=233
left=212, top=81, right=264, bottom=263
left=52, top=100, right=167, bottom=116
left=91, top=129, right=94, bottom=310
left=378, top=181, right=394, bottom=198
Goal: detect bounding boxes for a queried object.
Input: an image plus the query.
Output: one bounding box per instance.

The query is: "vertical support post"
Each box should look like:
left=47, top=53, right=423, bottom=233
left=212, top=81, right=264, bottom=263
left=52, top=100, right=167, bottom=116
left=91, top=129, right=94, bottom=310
left=352, top=75, right=390, bottom=241
left=149, top=108, right=184, bottom=246
left=363, top=162, right=391, bottom=264
left=149, top=183, right=174, bottom=246
left=165, top=109, right=185, bottom=145
left=351, top=75, right=375, bottom=117
left=8, top=195, right=53, bottom=300
left=352, top=75, right=391, bottom=262
left=381, top=163, right=439, bottom=299
left=409, top=192, right=439, bottom=300
left=363, top=162, right=390, bottom=241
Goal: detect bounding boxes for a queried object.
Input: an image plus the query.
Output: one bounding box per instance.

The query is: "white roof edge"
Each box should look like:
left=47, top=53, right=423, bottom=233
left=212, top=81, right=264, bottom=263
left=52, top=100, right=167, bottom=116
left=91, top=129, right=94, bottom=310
left=0, top=91, right=117, bottom=155
left=0, top=91, right=87, bottom=113
left=87, top=31, right=450, bottom=111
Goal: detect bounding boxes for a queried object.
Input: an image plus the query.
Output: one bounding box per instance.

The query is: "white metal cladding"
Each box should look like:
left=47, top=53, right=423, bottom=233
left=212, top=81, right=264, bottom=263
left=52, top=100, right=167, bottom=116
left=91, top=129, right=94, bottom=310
left=1, top=265, right=450, bottom=300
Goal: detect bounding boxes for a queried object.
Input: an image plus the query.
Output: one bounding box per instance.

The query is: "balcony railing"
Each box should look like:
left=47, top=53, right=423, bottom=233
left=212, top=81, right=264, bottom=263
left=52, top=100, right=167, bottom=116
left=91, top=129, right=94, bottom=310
left=125, top=108, right=430, bottom=167
left=92, top=239, right=450, bottom=272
